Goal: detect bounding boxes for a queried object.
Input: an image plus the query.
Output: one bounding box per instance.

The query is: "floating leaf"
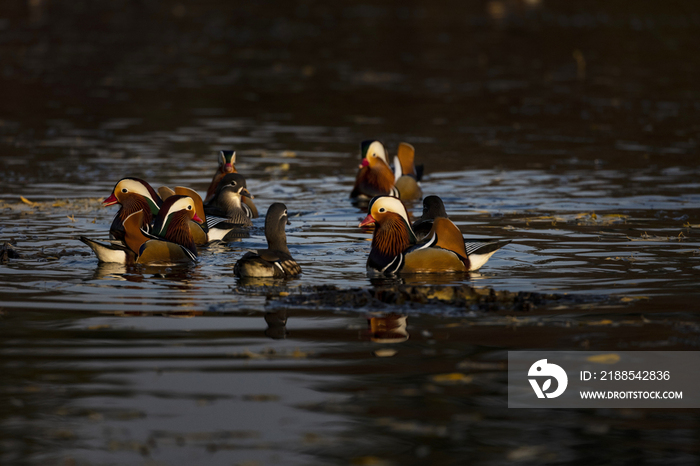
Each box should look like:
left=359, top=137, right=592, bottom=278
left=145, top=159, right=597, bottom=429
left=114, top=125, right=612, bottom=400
left=620, top=296, right=649, bottom=303
left=587, top=319, right=613, bottom=326
left=430, top=372, right=473, bottom=384
left=20, top=196, right=39, bottom=207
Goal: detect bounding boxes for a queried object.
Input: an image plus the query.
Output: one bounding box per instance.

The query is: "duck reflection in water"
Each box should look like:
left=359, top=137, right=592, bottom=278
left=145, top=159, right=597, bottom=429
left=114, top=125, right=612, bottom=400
left=91, top=262, right=202, bottom=285
left=264, top=309, right=288, bottom=340
left=364, top=313, right=409, bottom=347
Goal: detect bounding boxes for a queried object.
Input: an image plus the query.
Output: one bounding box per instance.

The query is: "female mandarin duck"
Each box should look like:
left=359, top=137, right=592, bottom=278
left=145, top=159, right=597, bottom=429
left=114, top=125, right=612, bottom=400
left=351, top=141, right=423, bottom=201
left=359, top=196, right=508, bottom=275
left=234, top=203, right=301, bottom=278
left=412, top=195, right=449, bottom=241
left=104, top=178, right=162, bottom=241
left=204, top=173, right=256, bottom=241
left=80, top=195, right=202, bottom=264
left=204, top=150, right=258, bottom=217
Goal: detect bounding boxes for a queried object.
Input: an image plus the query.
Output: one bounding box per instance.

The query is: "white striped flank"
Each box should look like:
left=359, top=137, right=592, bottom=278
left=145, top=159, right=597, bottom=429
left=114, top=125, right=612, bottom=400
left=206, top=215, right=229, bottom=229
left=380, top=253, right=404, bottom=274
left=464, top=241, right=493, bottom=256
left=181, top=245, right=198, bottom=262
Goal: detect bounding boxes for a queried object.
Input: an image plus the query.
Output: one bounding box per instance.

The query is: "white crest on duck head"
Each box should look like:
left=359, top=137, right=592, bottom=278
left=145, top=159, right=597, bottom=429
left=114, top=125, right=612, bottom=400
left=156, top=196, right=195, bottom=234
left=114, top=178, right=161, bottom=213
left=360, top=140, right=389, bottom=166
left=368, top=196, right=412, bottom=227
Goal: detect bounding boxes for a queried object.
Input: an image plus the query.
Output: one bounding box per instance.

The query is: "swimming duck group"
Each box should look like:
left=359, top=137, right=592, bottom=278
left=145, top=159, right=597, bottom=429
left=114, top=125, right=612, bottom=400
left=80, top=141, right=509, bottom=277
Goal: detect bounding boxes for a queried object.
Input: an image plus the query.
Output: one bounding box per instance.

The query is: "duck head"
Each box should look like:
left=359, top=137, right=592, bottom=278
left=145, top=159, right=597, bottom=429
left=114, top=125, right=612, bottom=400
left=359, top=140, right=391, bottom=170
left=420, top=195, right=447, bottom=222
left=104, top=178, right=162, bottom=215
left=218, top=150, right=237, bottom=174
left=360, top=196, right=413, bottom=234
left=216, top=173, right=251, bottom=198
left=212, top=173, right=252, bottom=212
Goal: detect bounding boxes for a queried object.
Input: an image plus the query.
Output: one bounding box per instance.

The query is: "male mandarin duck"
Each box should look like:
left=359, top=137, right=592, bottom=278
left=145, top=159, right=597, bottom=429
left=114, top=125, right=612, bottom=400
left=234, top=203, right=301, bottom=278
left=104, top=178, right=162, bottom=241
left=350, top=141, right=423, bottom=201
left=157, top=186, right=210, bottom=245
left=204, top=150, right=237, bottom=203
left=81, top=195, right=202, bottom=264
left=359, top=196, right=509, bottom=275
left=204, top=173, right=256, bottom=241
left=158, top=180, right=251, bottom=244
left=203, top=150, right=259, bottom=217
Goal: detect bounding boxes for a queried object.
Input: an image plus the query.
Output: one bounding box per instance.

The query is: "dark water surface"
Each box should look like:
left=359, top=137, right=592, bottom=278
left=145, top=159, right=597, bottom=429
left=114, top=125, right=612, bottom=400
left=1, top=1, right=700, bottom=464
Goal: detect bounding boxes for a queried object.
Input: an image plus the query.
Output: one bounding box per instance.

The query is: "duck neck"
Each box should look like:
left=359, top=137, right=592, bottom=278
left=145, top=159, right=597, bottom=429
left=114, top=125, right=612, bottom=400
left=118, top=196, right=154, bottom=228
left=370, top=214, right=413, bottom=266
left=266, top=220, right=289, bottom=254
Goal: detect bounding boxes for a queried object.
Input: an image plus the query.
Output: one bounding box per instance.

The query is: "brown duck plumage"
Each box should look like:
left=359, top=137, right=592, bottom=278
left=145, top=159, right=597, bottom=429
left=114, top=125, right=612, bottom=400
left=360, top=196, right=470, bottom=275
left=351, top=140, right=399, bottom=199
left=105, top=178, right=162, bottom=241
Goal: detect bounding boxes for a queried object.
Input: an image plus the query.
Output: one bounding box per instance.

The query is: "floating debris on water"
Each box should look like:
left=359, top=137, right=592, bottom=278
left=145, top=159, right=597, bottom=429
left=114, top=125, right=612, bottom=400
left=265, top=284, right=619, bottom=313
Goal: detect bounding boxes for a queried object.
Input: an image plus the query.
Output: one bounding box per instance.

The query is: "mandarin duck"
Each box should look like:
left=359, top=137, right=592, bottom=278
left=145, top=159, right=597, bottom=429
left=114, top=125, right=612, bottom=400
left=204, top=150, right=237, bottom=203
left=203, top=150, right=259, bottom=217
left=351, top=141, right=423, bottom=201
left=359, top=196, right=509, bottom=275
left=233, top=203, right=301, bottom=278
left=80, top=195, right=201, bottom=264
left=104, top=178, right=162, bottom=241
left=157, top=186, right=210, bottom=245
left=159, top=181, right=251, bottom=244
left=203, top=173, right=256, bottom=241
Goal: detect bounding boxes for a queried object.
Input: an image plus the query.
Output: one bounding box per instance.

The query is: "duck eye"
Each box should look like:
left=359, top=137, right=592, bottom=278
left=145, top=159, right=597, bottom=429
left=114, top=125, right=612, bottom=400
left=187, top=205, right=192, bottom=210
left=121, top=188, right=127, bottom=193
left=372, top=153, right=377, bottom=158
left=379, top=207, right=386, bottom=213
